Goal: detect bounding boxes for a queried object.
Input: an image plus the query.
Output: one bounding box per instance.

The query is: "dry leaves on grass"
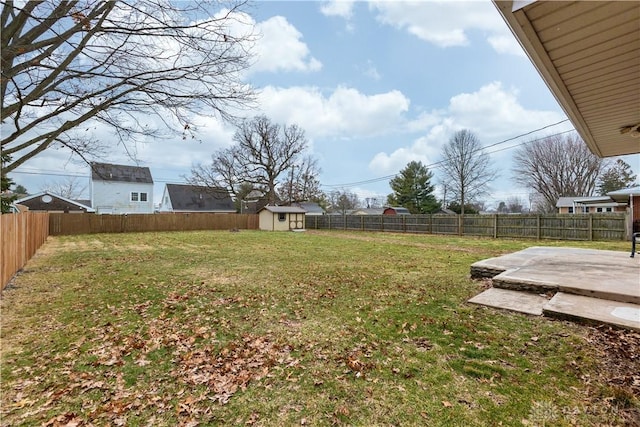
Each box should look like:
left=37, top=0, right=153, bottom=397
left=2, top=290, right=297, bottom=426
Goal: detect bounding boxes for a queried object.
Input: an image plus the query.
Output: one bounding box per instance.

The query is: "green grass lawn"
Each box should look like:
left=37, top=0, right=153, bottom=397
left=1, top=230, right=637, bottom=426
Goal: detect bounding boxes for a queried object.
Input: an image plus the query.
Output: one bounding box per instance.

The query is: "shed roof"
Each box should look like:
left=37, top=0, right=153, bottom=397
left=91, top=162, right=153, bottom=183
left=494, top=1, right=640, bottom=157
left=165, top=184, right=235, bottom=212
left=259, top=205, right=306, bottom=214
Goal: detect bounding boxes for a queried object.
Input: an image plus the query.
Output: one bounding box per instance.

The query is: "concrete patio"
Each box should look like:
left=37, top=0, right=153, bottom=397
left=468, top=247, right=640, bottom=331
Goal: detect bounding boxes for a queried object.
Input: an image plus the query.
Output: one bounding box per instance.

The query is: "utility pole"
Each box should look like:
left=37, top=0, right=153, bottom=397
left=289, top=165, right=295, bottom=205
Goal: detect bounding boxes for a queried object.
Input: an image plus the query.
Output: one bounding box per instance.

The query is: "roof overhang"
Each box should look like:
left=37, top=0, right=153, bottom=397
left=494, top=1, right=640, bottom=157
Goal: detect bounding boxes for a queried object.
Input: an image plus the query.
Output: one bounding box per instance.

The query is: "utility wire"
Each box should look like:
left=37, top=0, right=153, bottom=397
left=322, top=119, right=571, bottom=189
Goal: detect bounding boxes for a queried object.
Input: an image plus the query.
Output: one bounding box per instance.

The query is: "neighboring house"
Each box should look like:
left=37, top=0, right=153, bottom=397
left=292, top=201, right=325, bottom=216
left=258, top=205, right=306, bottom=231
left=240, top=190, right=282, bottom=214
left=383, top=206, right=411, bottom=215
left=350, top=208, right=385, bottom=215
left=607, top=186, right=640, bottom=232
left=90, top=162, right=154, bottom=214
left=556, top=196, right=626, bottom=214
left=15, top=192, right=94, bottom=213
left=434, top=208, right=457, bottom=215
left=159, top=184, right=235, bottom=213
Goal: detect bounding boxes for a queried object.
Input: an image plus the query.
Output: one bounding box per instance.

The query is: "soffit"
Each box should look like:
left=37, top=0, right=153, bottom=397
left=494, top=1, right=640, bottom=157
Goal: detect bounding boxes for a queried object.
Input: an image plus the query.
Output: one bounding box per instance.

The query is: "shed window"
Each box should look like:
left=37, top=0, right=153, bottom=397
left=568, top=207, right=574, bottom=214
left=140, top=192, right=148, bottom=202
left=131, top=192, right=139, bottom=202
left=278, top=213, right=286, bottom=222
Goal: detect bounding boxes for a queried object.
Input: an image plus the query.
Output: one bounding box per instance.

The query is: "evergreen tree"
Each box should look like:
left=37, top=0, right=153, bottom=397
left=1, top=154, right=17, bottom=213
left=388, top=161, right=440, bottom=214
left=597, top=159, right=637, bottom=195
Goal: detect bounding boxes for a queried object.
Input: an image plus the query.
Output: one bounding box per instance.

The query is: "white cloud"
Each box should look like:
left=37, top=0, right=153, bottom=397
left=363, top=60, right=381, bottom=80
left=257, top=85, right=410, bottom=139
left=369, top=0, right=522, bottom=55
left=252, top=16, right=322, bottom=73
left=487, top=35, right=526, bottom=57
left=320, top=0, right=355, bottom=19
left=369, top=81, right=567, bottom=174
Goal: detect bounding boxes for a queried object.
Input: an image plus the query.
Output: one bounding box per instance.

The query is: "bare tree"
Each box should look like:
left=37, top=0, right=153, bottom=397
left=1, top=1, right=256, bottom=172
left=188, top=116, right=309, bottom=205
left=188, top=147, right=241, bottom=197
left=41, top=176, right=88, bottom=199
left=277, top=156, right=324, bottom=204
left=439, top=129, right=497, bottom=216
left=506, top=196, right=524, bottom=213
left=512, top=133, right=605, bottom=213
left=328, top=189, right=360, bottom=214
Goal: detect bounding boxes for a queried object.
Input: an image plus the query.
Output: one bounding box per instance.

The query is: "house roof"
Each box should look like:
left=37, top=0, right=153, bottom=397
left=293, top=202, right=325, bottom=215
left=350, top=208, right=385, bottom=215
left=556, top=195, right=627, bottom=208
left=15, top=191, right=94, bottom=212
left=494, top=1, right=640, bottom=157
left=165, top=184, right=235, bottom=212
left=607, top=185, right=640, bottom=202
left=384, top=206, right=411, bottom=214
left=259, top=205, right=306, bottom=214
left=91, top=162, right=153, bottom=183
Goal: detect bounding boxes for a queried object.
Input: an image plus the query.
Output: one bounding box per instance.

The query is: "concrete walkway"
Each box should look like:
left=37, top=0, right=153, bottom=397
left=468, top=247, right=640, bottom=331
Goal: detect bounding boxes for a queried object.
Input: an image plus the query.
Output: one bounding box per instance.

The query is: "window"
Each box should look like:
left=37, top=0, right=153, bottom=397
left=584, top=207, right=590, bottom=213
left=278, top=213, right=286, bottom=222
left=606, top=207, right=612, bottom=212
left=568, top=207, right=574, bottom=214
left=131, top=192, right=148, bottom=202
left=596, top=207, right=603, bottom=213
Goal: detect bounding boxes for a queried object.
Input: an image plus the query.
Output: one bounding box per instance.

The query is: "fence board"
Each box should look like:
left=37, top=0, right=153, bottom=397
left=49, top=213, right=259, bottom=235
left=307, top=213, right=626, bottom=241
left=1, top=212, right=50, bottom=289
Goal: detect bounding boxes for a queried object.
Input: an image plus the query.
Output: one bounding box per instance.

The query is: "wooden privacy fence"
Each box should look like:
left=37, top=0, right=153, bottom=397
left=1, top=212, right=50, bottom=289
left=50, top=213, right=259, bottom=235
left=306, top=213, right=627, bottom=241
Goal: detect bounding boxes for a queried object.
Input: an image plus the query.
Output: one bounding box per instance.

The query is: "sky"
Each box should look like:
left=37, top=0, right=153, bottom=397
left=8, top=0, right=639, bottom=210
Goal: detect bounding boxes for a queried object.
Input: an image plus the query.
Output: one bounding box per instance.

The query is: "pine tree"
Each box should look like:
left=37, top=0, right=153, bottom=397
left=388, top=161, right=440, bottom=214
left=1, top=154, right=17, bottom=213
left=597, top=159, right=637, bottom=195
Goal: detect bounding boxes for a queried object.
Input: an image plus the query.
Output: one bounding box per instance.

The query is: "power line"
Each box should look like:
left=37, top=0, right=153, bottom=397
left=322, top=120, right=571, bottom=189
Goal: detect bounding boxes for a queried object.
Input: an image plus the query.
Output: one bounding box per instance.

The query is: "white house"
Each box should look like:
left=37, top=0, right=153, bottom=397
left=159, top=184, right=235, bottom=213
left=90, top=162, right=154, bottom=214
left=258, top=205, right=306, bottom=231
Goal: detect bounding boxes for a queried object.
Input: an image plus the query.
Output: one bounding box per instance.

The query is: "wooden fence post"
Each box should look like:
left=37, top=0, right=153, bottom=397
left=493, top=214, right=498, bottom=239
left=536, top=215, right=541, bottom=240
left=588, top=214, right=593, bottom=241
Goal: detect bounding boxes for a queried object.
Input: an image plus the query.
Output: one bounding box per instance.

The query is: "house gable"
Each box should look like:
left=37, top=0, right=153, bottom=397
left=90, top=162, right=154, bottom=214
left=15, top=192, right=94, bottom=213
